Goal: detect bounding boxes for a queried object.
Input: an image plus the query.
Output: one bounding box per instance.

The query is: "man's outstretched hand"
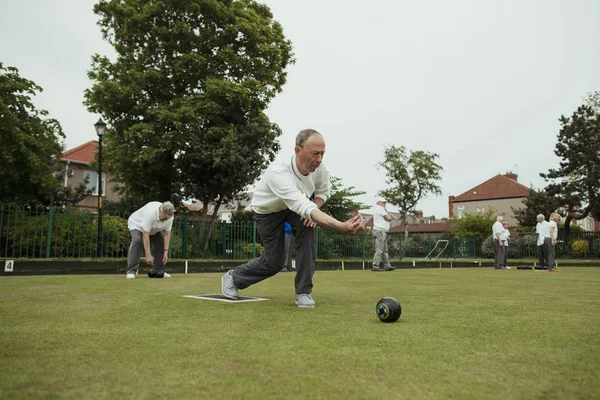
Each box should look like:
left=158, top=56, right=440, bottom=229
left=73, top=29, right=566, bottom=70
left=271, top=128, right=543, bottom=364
left=343, top=214, right=365, bottom=235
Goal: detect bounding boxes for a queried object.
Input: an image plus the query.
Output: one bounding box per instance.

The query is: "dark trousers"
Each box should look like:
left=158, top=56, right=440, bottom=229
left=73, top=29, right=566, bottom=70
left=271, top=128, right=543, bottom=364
left=126, top=230, right=164, bottom=274
left=493, top=239, right=505, bottom=268
left=537, top=238, right=552, bottom=267
left=282, top=234, right=293, bottom=270
left=231, top=210, right=315, bottom=294
left=503, top=242, right=509, bottom=267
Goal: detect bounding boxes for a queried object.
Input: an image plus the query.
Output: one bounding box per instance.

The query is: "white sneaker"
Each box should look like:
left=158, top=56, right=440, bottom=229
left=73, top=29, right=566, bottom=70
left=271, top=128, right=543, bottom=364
left=221, top=270, right=239, bottom=299
left=163, top=272, right=171, bottom=278
left=126, top=273, right=135, bottom=279
left=295, top=293, right=316, bottom=308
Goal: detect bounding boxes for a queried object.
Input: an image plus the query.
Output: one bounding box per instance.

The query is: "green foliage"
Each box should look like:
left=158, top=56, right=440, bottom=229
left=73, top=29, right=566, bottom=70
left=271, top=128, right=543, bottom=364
left=571, top=240, right=589, bottom=257
left=451, top=210, right=496, bottom=240
left=400, top=235, right=432, bottom=258
left=512, top=189, right=562, bottom=228
left=0, top=63, right=65, bottom=204
left=230, top=210, right=254, bottom=223
left=85, top=0, right=293, bottom=206
left=241, top=243, right=264, bottom=258
left=378, top=145, right=442, bottom=223
left=541, top=103, right=600, bottom=239
left=320, top=176, right=368, bottom=221
left=0, top=210, right=130, bottom=258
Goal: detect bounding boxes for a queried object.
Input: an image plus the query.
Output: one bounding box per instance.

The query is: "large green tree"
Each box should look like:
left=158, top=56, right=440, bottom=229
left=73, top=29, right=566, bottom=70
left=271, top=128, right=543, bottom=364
left=378, top=145, right=443, bottom=235
left=0, top=63, right=66, bottom=204
left=512, top=188, right=562, bottom=229
left=85, top=0, right=293, bottom=253
left=320, top=176, right=368, bottom=222
left=541, top=103, right=600, bottom=240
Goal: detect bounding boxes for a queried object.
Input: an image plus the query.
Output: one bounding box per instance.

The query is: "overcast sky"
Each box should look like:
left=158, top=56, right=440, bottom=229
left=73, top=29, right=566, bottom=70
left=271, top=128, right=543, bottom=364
left=1, top=0, right=599, bottom=217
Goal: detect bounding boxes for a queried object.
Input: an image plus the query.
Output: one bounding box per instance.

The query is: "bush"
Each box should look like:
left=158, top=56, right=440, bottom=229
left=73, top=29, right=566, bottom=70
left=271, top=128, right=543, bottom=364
left=242, top=243, right=264, bottom=258
left=572, top=240, right=590, bottom=257
left=1, top=210, right=130, bottom=258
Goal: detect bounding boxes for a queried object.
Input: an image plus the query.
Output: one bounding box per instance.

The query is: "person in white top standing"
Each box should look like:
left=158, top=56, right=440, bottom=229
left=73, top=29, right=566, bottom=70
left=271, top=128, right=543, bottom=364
left=547, top=213, right=560, bottom=272
left=371, top=198, right=396, bottom=271
left=221, top=129, right=365, bottom=308
left=535, top=214, right=552, bottom=269
left=491, top=216, right=508, bottom=269
left=126, top=201, right=175, bottom=279
left=499, top=221, right=511, bottom=269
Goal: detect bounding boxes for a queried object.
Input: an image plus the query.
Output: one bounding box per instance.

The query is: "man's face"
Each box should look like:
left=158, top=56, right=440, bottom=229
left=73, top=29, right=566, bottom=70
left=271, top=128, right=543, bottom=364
left=295, top=135, right=326, bottom=175
left=537, top=216, right=544, bottom=223
left=159, top=212, right=171, bottom=221
left=503, top=223, right=508, bottom=229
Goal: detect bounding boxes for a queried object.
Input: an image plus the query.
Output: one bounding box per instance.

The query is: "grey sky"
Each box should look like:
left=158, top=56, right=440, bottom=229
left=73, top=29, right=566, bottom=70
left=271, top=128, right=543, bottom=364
left=1, top=0, right=599, bottom=217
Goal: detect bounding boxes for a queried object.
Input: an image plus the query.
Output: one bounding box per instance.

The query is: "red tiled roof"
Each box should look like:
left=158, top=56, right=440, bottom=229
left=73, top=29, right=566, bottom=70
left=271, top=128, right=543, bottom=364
left=389, top=222, right=451, bottom=234
left=453, top=174, right=529, bottom=202
left=61, top=141, right=98, bottom=164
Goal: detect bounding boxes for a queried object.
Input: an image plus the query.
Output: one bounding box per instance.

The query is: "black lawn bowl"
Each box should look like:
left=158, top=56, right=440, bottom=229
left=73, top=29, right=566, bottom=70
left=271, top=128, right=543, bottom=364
left=517, top=266, right=533, bottom=270
left=376, top=297, right=402, bottom=323
left=147, top=272, right=165, bottom=278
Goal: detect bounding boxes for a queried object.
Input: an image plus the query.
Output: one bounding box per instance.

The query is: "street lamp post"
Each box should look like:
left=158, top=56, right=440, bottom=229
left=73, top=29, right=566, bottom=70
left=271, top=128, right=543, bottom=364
left=95, top=118, right=107, bottom=258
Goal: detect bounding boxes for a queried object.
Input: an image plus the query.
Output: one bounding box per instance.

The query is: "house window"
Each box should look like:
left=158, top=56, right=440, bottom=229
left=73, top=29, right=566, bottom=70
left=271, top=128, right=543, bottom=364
left=84, top=171, right=107, bottom=196
left=457, top=206, right=465, bottom=219
left=476, top=208, right=485, bottom=214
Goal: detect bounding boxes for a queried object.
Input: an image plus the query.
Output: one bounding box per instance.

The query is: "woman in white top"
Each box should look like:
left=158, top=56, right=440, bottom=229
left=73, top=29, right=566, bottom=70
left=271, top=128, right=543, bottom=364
left=547, top=213, right=560, bottom=272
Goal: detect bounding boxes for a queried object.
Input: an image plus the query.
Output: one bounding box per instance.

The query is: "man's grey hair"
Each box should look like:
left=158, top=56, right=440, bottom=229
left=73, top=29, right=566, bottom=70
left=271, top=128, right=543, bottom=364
left=295, top=129, right=322, bottom=148
left=496, top=216, right=504, bottom=222
left=537, top=214, right=545, bottom=220
left=159, top=201, right=175, bottom=217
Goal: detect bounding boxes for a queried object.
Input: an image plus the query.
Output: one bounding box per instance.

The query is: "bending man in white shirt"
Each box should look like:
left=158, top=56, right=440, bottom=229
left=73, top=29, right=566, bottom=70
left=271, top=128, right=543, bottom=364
left=126, top=201, right=175, bottom=279
left=221, top=129, right=365, bottom=308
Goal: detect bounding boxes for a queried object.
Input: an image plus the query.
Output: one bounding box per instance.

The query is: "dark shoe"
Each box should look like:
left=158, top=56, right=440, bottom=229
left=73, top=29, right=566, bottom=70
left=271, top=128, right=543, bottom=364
left=280, top=268, right=291, bottom=272
left=384, top=265, right=397, bottom=271
left=372, top=267, right=384, bottom=272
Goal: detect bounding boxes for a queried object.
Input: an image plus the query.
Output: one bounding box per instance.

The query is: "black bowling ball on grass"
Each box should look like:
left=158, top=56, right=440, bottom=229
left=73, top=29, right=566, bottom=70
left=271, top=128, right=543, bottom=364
left=376, top=297, right=402, bottom=323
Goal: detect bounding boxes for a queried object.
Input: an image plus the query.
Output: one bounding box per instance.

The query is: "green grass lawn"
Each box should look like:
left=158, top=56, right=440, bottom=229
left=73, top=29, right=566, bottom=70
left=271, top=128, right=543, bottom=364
left=1, top=268, right=599, bottom=399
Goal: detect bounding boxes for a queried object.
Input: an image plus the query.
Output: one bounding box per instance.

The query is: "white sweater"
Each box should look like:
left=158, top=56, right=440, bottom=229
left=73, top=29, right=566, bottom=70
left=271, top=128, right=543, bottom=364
left=251, top=155, right=331, bottom=221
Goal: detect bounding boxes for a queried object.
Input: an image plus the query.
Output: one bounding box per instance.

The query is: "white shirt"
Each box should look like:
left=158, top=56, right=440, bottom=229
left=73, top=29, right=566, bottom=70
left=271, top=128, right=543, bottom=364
left=492, top=221, right=504, bottom=239
left=251, top=155, right=331, bottom=221
left=536, top=220, right=551, bottom=246
left=548, top=220, right=558, bottom=240
left=128, top=202, right=174, bottom=235
left=373, top=205, right=391, bottom=232
left=499, top=228, right=510, bottom=243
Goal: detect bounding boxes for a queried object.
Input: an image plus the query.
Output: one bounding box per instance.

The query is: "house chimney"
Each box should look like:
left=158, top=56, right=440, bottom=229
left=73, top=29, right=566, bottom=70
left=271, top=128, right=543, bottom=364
left=448, top=196, right=455, bottom=218
left=504, top=172, right=518, bottom=181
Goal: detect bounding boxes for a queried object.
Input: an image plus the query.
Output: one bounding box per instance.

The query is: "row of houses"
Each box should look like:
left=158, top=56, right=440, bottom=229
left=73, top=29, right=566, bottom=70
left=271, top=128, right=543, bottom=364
left=59, top=141, right=599, bottom=232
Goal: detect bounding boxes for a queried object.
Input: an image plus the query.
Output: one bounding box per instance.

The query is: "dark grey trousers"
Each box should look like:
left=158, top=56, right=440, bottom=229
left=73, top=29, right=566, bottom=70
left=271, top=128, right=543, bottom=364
left=537, top=238, right=552, bottom=267
left=231, top=210, right=315, bottom=294
left=493, top=239, right=505, bottom=268
left=283, top=234, right=293, bottom=270
left=372, top=230, right=390, bottom=267
left=503, top=242, right=509, bottom=267
left=126, top=230, right=165, bottom=274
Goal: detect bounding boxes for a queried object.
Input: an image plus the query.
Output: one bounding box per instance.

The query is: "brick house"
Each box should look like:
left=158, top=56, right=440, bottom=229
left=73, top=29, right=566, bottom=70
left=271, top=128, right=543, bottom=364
left=59, top=141, right=121, bottom=210
left=448, top=173, right=529, bottom=226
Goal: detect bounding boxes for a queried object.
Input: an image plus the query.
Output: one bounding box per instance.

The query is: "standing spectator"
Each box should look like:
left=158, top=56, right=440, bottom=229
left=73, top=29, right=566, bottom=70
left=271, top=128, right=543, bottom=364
left=547, top=213, right=560, bottom=272
left=535, top=214, right=551, bottom=268
left=500, top=221, right=511, bottom=269
left=281, top=222, right=293, bottom=272
left=491, top=216, right=507, bottom=269
left=372, top=197, right=396, bottom=272
left=126, top=201, right=175, bottom=279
